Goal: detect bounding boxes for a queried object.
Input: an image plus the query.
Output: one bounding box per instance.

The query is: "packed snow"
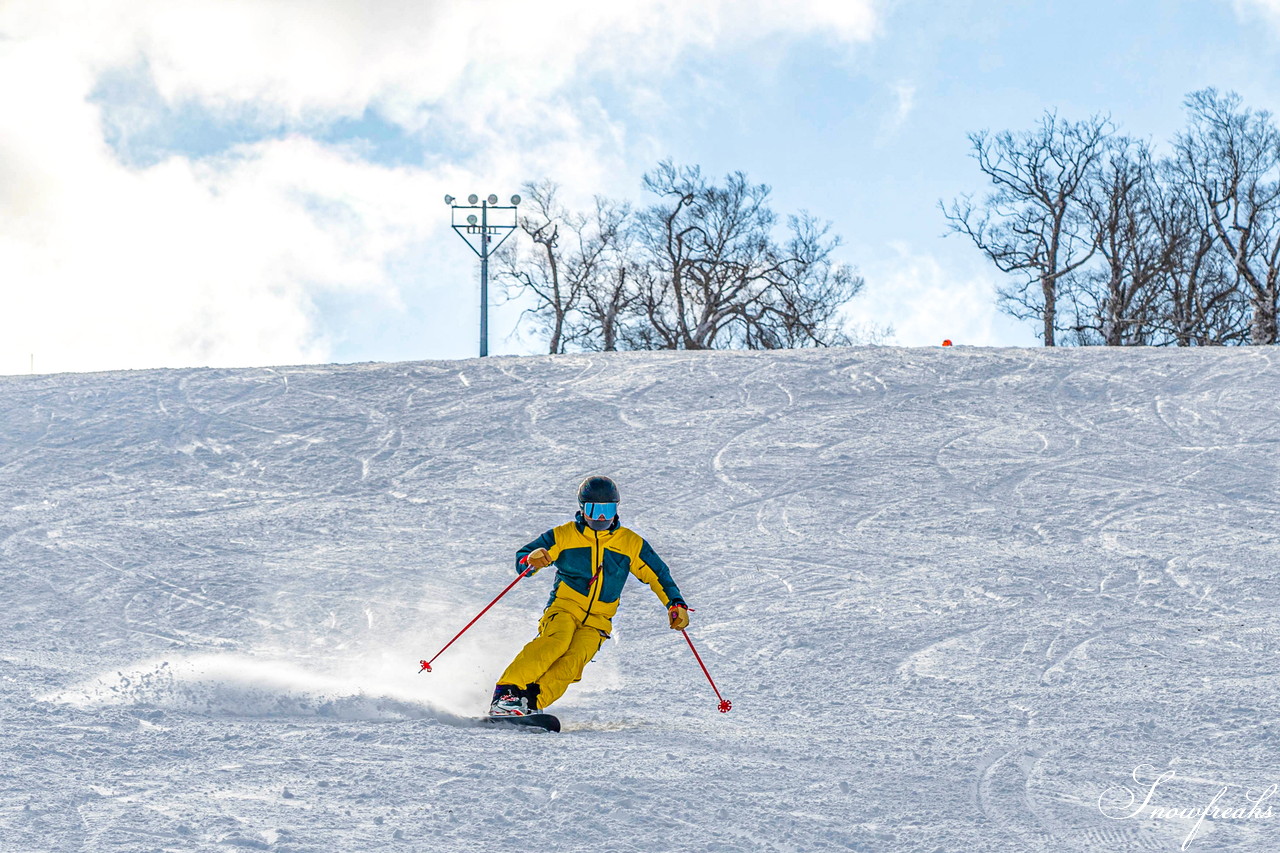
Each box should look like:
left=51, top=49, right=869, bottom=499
left=2, top=346, right=1279, bottom=852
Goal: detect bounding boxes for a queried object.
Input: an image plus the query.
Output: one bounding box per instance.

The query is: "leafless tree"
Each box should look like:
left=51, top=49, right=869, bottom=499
left=1067, top=138, right=1167, bottom=345
left=496, top=181, right=574, bottom=354
left=497, top=181, right=621, bottom=354
left=1147, top=162, right=1249, bottom=346
left=504, top=164, right=869, bottom=353
left=633, top=162, right=864, bottom=350
left=943, top=112, right=1114, bottom=346
left=1173, top=89, right=1280, bottom=345
left=562, top=198, right=638, bottom=352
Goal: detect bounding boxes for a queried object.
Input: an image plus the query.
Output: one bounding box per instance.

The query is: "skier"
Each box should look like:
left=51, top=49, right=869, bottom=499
left=489, top=475, right=690, bottom=718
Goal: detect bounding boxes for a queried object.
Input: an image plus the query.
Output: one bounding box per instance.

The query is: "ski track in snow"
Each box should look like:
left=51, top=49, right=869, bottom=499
left=2, top=346, right=1280, bottom=851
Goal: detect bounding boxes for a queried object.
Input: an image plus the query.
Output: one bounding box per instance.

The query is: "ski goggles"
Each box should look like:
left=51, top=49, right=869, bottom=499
left=582, top=501, right=617, bottom=521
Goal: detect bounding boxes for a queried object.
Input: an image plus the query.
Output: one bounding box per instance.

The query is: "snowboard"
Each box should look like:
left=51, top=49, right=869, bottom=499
left=482, top=713, right=561, bottom=732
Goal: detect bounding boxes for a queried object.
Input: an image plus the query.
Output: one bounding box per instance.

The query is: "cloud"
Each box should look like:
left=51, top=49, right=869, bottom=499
left=1230, top=0, right=1280, bottom=27
left=0, top=0, right=882, bottom=375
left=878, top=81, right=916, bottom=140
left=845, top=242, right=1033, bottom=347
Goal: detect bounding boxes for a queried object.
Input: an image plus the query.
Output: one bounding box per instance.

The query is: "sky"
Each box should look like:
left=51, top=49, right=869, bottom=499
left=4, top=0, right=1280, bottom=375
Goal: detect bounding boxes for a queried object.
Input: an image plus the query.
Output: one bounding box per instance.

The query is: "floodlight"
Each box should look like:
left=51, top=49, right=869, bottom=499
left=445, top=189, right=520, bottom=360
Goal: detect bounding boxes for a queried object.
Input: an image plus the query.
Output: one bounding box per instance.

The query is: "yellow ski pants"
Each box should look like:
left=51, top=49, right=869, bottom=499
left=498, top=605, right=605, bottom=708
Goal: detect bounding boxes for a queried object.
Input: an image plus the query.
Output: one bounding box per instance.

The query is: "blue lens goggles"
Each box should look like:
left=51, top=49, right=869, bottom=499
left=582, top=501, right=617, bottom=520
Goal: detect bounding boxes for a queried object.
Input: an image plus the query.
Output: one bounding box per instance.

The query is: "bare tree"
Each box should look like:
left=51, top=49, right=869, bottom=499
left=496, top=181, right=575, bottom=354
left=1148, top=161, right=1249, bottom=346
left=634, top=162, right=864, bottom=350
left=1173, top=89, right=1280, bottom=345
left=764, top=213, right=865, bottom=348
left=943, top=112, right=1114, bottom=346
left=562, top=198, right=638, bottom=352
left=497, top=181, right=621, bottom=354
left=1068, top=138, right=1167, bottom=345
left=503, top=164, right=868, bottom=353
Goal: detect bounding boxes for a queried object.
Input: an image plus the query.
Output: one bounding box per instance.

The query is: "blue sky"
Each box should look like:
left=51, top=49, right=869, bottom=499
left=3, top=0, right=1280, bottom=374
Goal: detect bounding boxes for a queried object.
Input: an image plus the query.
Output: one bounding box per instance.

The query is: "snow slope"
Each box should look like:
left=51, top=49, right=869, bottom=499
left=2, top=346, right=1279, bottom=852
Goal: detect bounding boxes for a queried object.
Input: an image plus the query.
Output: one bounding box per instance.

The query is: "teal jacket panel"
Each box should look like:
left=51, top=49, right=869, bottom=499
left=515, top=514, right=685, bottom=633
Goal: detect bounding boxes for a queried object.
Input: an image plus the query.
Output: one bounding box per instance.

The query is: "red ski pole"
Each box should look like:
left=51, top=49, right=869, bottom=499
left=419, top=562, right=535, bottom=673
left=682, top=629, right=732, bottom=713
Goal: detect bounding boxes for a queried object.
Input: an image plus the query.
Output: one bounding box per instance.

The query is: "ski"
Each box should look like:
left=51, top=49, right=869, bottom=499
left=481, top=713, right=561, bottom=732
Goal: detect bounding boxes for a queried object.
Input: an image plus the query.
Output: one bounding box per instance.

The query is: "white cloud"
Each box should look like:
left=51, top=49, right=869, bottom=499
left=0, top=0, right=882, bottom=375
left=878, top=81, right=916, bottom=140
left=847, top=242, right=1032, bottom=348
left=1231, top=0, right=1280, bottom=27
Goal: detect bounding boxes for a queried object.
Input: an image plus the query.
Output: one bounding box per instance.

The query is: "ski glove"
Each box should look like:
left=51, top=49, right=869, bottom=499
left=668, top=602, right=690, bottom=630
left=523, top=548, right=553, bottom=575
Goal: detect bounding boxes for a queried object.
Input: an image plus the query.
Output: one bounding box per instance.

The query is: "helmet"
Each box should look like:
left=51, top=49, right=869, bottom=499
left=577, top=475, right=620, bottom=505
left=578, top=475, right=620, bottom=531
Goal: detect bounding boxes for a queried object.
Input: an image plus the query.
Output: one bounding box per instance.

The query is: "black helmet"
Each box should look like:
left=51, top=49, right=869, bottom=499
left=577, top=475, right=620, bottom=505
left=578, top=475, right=620, bottom=531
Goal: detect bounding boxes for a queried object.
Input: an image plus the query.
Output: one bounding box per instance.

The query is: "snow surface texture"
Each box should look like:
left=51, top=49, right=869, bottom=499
left=2, top=346, right=1279, bottom=852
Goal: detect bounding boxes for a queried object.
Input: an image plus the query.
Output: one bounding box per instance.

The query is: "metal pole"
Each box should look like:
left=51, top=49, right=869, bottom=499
left=479, top=200, right=489, bottom=358
left=447, top=193, right=516, bottom=360
left=419, top=563, right=536, bottom=673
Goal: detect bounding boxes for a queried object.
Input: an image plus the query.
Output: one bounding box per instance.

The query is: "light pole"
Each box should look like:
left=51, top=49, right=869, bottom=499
left=445, top=192, right=521, bottom=357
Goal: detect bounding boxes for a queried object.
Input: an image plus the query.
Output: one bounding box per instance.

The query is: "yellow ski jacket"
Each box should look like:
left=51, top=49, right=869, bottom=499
left=516, top=514, right=685, bottom=635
